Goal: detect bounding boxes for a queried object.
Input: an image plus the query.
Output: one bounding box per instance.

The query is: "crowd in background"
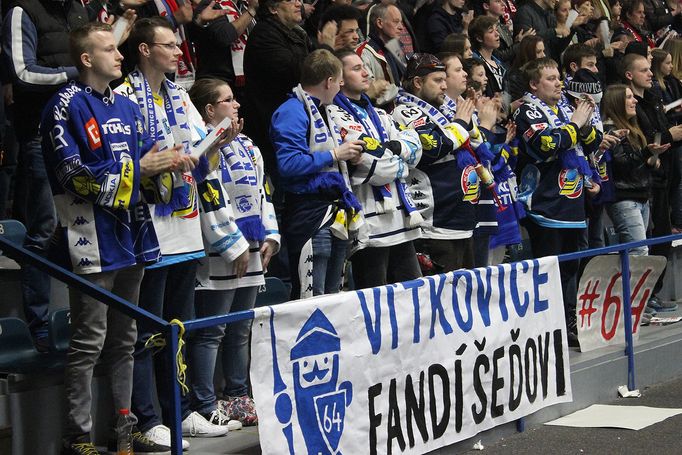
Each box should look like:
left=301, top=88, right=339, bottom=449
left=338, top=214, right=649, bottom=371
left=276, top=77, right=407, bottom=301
left=2, top=0, right=682, bottom=453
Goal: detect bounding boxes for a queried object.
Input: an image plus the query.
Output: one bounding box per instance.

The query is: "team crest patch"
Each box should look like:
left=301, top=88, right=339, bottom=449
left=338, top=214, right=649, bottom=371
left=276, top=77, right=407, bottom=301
left=461, top=165, right=480, bottom=203
left=558, top=169, right=583, bottom=198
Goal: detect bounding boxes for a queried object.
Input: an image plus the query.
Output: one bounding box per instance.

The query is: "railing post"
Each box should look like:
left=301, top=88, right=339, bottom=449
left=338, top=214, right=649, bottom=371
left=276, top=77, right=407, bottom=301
left=619, top=250, right=636, bottom=391
left=167, top=323, right=183, bottom=455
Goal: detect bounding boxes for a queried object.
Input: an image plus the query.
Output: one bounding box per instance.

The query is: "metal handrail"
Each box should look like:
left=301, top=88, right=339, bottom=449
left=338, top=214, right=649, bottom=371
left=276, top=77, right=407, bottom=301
left=2, top=230, right=682, bottom=454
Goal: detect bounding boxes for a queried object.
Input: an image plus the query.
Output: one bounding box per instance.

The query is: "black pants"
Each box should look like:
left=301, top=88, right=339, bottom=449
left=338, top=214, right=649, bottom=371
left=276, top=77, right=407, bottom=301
left=525, top=221, right=584, bottom=323
left=351, top=241, right=422, bottom=290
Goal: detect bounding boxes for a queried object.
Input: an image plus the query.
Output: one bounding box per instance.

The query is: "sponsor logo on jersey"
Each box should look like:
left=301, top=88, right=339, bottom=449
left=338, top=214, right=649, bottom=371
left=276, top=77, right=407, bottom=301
left=461, top=165, right=480, bottom=203
left=102, top=118, right=132, bottom=135
left=85, top=118, right=101, bottom=150
left=558, top=169, right=583, bottom=198
left=111, top=142, right=130, bottom=152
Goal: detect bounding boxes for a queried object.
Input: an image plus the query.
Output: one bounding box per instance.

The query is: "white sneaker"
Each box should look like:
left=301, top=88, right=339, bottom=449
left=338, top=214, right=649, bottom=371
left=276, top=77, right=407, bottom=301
left=182, top=411, right=229, bottom=438
left=143, top=424, right=190, bottom=450
left=205, top=408, right=243, bottom=431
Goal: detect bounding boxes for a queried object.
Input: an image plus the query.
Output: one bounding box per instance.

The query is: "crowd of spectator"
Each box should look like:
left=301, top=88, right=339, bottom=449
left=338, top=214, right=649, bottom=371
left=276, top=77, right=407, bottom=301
left=2, top=0, right=682, bottom=453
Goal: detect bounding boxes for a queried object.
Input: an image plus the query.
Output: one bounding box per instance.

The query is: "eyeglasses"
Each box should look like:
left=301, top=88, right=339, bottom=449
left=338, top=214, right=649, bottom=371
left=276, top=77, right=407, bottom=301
left=150, top=42, right=181, bottom=51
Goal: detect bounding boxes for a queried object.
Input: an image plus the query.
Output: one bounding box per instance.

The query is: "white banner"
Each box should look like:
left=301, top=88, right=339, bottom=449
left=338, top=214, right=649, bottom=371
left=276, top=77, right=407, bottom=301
left=250, top=256, right=572, bottom=455
left=576, top=255, right=666, bottom=352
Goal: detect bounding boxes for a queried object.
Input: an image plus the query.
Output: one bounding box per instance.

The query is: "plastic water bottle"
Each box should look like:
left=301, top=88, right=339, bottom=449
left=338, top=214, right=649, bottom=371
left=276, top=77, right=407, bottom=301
left=116, top=408, right=134, bottom=455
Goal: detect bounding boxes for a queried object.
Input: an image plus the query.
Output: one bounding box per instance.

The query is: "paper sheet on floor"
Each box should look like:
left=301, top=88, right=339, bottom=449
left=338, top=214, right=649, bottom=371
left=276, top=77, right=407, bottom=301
left=545, top=405, right=682, bottom=430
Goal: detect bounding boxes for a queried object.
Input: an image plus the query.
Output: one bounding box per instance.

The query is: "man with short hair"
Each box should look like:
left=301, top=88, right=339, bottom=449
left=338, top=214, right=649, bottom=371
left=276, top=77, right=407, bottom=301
left=513, top=57, right=602, bottom=344
left=563, top=43, right=599, bottom=77
left=271, top=49, right=364, bottom=299
left=392, top=53, right=480, bottom=272
left=623, top=52, right=682, bottom=312
left=115, top=16, right=237, bottom=447
left=328, top=49, right=423, bottom=288
left=357, top=3, right=406, bottom=86
left=319, top=5, right=362, bottom=50
left=41, top=22, right=185, bottom=455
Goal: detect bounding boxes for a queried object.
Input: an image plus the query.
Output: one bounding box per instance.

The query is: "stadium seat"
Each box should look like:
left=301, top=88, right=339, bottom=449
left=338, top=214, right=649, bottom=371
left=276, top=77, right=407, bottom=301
left=48, top=309, right=71, bottom=353
left=0, top=318, right=63, bottom=374
left=255, top=277, right=290, bottom=307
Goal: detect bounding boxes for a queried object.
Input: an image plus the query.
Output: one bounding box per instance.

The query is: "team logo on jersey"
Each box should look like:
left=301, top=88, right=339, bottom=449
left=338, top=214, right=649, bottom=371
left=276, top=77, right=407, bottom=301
left=461, top=165, right=480, bottom=203
left=558, top=169, right=583, bottom=198
left=85, top=118, right=101, bottom=150
left=199, top=179, right=225, bottom=213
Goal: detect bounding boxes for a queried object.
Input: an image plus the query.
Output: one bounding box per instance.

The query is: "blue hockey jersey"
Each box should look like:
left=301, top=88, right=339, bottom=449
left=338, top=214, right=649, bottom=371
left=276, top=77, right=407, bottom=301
left=41, top=81, right=171, bottom=274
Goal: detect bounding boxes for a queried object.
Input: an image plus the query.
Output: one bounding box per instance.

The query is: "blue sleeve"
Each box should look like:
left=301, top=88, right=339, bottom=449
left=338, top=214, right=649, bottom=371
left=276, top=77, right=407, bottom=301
left=2, top=7, right=79, bottom=90
left=270, top=100, right=334, bottom=178
left=40, top=97, right=142, bottom=209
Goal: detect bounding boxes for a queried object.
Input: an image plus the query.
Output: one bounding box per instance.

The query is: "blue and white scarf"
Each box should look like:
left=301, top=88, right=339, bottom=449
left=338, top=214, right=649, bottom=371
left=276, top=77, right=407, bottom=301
left=127, top=69, right=195, bottom=217
left=522, top=92, right=593, bottom=178
left=215, top=133, right=265, bottom=242
left=292, top=85, right=362, bottom=238
left=333, top=93, right=421, bottom=226
left=395, top=90, right=477, bottom=169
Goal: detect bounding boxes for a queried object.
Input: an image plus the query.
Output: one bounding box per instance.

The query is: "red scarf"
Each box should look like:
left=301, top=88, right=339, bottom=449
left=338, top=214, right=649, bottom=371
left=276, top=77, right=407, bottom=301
left=622, top=20, right=656, bottom=48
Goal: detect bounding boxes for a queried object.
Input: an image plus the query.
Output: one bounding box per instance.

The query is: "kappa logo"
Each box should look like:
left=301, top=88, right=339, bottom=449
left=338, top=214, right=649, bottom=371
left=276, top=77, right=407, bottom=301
left=270, top=308, right=352, bottom=454
left=558, top=169, right=583, bottom=199
left=78, top=258, right=93, bottom=267
left=72, top=216, right=89, bottom=226
left=74, top=237, right=92, bottom=247
left=85, top=118, right=101, bottom=150
left=461, top=165, right=481, bottom=203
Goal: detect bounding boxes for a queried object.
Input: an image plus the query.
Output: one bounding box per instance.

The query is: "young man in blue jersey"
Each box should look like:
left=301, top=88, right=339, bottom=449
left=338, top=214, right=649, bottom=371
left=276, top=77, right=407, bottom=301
left=513, top=57, right=602, bottom=346
left=40, top=22, right=188, bottom=455
left=271, top=49, right=364, bottom=299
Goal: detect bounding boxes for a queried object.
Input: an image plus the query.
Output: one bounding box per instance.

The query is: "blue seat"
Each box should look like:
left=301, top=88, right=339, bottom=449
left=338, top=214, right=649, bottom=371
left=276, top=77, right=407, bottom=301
left=0, top=318, right=64, bottom=374
left=0, top=219, right=26, bottom=247
left=48, top=309, right=71, bottom=353
left=255, top=277, right=290, bottom=307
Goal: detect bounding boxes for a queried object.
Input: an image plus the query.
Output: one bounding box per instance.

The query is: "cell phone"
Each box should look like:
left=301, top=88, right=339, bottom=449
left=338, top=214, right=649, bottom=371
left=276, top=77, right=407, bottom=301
left=654, top=132, right=662, bottom=145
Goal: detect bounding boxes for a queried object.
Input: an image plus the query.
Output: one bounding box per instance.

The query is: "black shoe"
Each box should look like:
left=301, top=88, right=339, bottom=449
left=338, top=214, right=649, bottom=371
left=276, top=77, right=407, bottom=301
left=62, top=435, right=100, bottom=455
left=107, top=428, right=171, bottom=454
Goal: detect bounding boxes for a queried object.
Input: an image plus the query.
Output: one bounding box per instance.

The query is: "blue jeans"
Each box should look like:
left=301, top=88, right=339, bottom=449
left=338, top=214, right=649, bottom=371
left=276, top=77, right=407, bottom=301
left=606, top=200, right=650, bottom=256
left=189, top=286, right=258, bottom=415
left=18, top=135, right=56, bottom=339
left=132, top=260, right=198, bottom=432
left=311, top=227, right=348, bottom=296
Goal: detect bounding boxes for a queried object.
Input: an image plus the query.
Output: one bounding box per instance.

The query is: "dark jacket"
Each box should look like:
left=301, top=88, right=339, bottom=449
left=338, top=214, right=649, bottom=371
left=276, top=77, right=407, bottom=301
left=189, top=1, right=248, bottom=87
left=424, top=5, right=462, bottom=54
left=242, top=16, right=312, bottom=181
left=606, top=125, right=652, bottom=201
left=2, top=0, right=87, bottom=140
left=653, top=76, right=682, bottom=126
left=634, top=89, right=673, bottom=188
left=514, top=0, right=571, bottom=62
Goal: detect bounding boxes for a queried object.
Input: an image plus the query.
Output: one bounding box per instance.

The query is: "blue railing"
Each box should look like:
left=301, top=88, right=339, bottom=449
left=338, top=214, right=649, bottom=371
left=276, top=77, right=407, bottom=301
left=1, top=225, right=681, bottom=454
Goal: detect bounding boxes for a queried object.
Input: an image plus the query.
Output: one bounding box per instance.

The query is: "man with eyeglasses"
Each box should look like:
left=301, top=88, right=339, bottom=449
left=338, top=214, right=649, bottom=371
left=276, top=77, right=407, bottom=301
left=115, top=17, right=240, bottom=448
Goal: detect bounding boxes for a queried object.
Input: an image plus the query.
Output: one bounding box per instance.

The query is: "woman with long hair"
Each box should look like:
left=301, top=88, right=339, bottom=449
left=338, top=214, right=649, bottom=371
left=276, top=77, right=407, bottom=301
left=651, top=48, right=682, bottom=124
left=663, top=38, right=682, bottom=82
left=506, top=35, right=545, bottom=101
left=601, top=84, right=668, bottom=255
left=188, top=78, right=281, bottom=427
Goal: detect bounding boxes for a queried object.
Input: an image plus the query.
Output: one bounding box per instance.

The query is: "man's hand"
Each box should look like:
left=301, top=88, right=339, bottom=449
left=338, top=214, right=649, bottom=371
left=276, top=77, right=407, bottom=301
left=504, top=121, right=517, bottom=144
left=476, top=97, right=497, bottom=130
left=670, top=124, right=682, bottom=141
left=318, top=21, right=337, bottom=49
left=108, top=9, right=137, bottom=46
left=454, top=98, right=475, bottom=124
left=234, top=248, right=250, bottom=279
left=173, top=2, right=194, bottom=24
left=260, top=239, right=277, bottom=270
left=515, top=27, right=536, bottom=42
left=366, top=80, right=390, bottom=100
left=586, top=181, right=601, bottom=197
left=334, top=140, right=364, bottom=162
left=140, top=144, right=184, bottom=177
left=570, top=100, right=594, bottom=129
left=195, top=4, right=230, bottom=26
